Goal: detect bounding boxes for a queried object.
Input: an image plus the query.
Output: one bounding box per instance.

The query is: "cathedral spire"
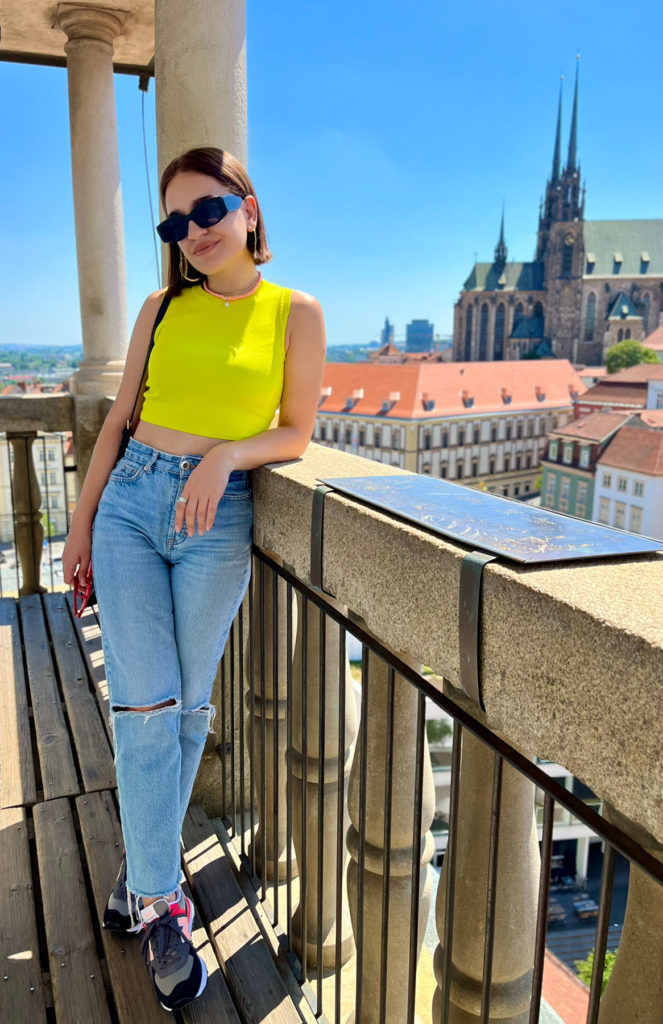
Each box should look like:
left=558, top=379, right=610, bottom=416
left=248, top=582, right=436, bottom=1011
left=494, top=206, right=507, bottom=269
left=566, top=56, right=579, bottom=173
left=551, top=77, right=563, bottom=183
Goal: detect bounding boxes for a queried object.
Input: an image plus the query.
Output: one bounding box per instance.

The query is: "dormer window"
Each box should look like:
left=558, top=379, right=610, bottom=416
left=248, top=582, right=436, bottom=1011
left=535, top=385, right=546, bottom=402
left=421, top=391, right=435, bottom=411
left=460, top=389, right=474, bottom=408
left=500, top=387, right=512, bottom=405
left=318, top=385, right=332, bottom=408
left=343, top=387, right=364, bottom=412
left=586, top=252, right=596, bottom=274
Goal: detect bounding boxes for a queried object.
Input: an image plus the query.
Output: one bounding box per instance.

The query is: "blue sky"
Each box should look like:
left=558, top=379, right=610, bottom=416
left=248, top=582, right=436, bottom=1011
left=2, top=0, right=662, bottom=348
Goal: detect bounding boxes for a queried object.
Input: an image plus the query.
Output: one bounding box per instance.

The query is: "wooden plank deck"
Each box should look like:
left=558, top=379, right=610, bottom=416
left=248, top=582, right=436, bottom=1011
left=0, top=593, right=311, bottom=1024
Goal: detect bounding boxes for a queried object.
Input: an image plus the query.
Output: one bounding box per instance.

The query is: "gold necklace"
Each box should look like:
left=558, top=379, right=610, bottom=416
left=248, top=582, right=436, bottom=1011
left=203, top=272, right=262, bottom=307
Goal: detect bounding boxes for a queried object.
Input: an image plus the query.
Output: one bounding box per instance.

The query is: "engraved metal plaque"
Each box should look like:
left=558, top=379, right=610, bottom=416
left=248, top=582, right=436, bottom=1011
left=317, top=476, right=662, bottom=564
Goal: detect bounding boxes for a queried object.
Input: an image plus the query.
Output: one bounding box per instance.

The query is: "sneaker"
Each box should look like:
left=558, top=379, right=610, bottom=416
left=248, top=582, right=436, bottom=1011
left=102, top=851, right=142, bottom=934
left=140, top=890, right=208, bottom=1011
left=102, top=850, right=186, bottom=936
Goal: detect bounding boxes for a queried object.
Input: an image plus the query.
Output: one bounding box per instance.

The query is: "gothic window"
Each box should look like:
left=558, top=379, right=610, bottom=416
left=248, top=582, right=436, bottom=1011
left=494, top=303, right=505, bottom=360
left=533, top=302, right=544, bottom=318
left=617, top=329, right=624, bottom=342
left=625, top=328, right=631, bottom=340
left=642, top=294, right=651, bottom=334
left=479, top=304, right=489, bottom=360
left=562, top=235, right=574, bottom=277
left=585, top=293, right=596, bottom=341
left=514, top=303, right=524, bottom=327
left=464, top=305, right=473, bottom=360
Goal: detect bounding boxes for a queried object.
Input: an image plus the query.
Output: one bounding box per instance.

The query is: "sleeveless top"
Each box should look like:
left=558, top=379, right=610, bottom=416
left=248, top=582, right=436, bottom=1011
left=140, top=278, right=293, bottom=440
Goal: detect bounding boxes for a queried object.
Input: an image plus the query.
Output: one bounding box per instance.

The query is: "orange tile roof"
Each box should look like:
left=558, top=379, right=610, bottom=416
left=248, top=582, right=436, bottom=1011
left=578, top=383, right=647, bottom=407
left=598, top=425, right=663, bottom=475
left=553, top=411, right=631, bottom=441
left=638, top=409, right=663, bottom=428
left=320, top=359, right=586, bottom=419
left=542, top=950, right=589, bottom=1024
left=608, top=362, right=663, bottom=382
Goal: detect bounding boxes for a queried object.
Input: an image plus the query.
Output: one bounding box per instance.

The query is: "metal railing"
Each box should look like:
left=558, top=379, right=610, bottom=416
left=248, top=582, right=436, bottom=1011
left=215, top=544, right=663, bottom=1024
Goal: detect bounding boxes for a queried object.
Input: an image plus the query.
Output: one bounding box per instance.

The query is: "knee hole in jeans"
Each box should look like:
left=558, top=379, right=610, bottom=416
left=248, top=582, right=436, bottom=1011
left=111, top=698, right=178, bottom=713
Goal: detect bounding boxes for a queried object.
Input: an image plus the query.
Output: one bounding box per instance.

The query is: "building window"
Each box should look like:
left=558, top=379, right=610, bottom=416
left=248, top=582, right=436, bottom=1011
left=630, top=507, right=643, bottom=533
left=549, top=440, right=558, bottom=460
left=422, top=464, right=431, bottom=475
left=585, top=293, right=596, bottom=341
left=562, top=444, right=573, bottom=464
left=527, top=418, right=534, bottom=437
left=48, top=450, right=56, bottom=462
left=458, top=429, right=464, bottom=446
left=51, top=496, right=59, bottom=509
left=494, top=303, right=505, bottom=360
left=504, top=456, right=510, bottom=473
left=442, top=432, right=448, bottom=448
left=345, top=428, right=352, bottom=445
left=464, top=305, right=473, bottom=360
left=617, top=328, right=624, bottom=342
left=562, top=239, right=573, bottom=277
left=473, top=426, right=479, bottom=444
left=320, top=424, right=326, bottom=441
left=579, top=447, right=590, bottom=468
left=424, top=434, right=431, bottom=451
left=625, top=328, right=631, bottom=340
left=441, top=465, right=447, bottom=479
left=479, top=303, right=489, bottom=360
left=514, top=485, right=520, bottom=496
left=457, top=464, right=463, bottom=480
left=375, top=429, right=381, bottom=447
left=602, top=472, right=612, bottom=487
left=634, top=480, right=644, bottom=497
left=514, top=303, right=524, bottom=327
left=515, top=455, right=521, bottom=470
left=491, top=424, right=497, bottom=442
left=393, top=433, right=399, bottom=449
left=506, top=423, right=512, bottom=441
left=614, top=502, right=626, bottom=529
left=489, top=457, right=495, bottom=474
left=333, top=426, right=339, bottom=443
left=49, top=472, right=57, bottom=485
left=546, top=475, right=555, bottom=496
left=472, top=460, right=478, bottom=476
left=359, top=427, right=365, bottom=445
left=617, top=477, right=627, bottom=492
left=598, top=497, right=610, bottom=524
left=516, top=420, right=522, bottom=439
left=561, top=477, right=570, bottom=500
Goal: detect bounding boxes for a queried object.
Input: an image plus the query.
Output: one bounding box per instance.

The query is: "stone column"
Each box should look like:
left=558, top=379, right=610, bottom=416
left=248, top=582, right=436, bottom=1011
left=7, top=433, right=44, bottom=596
left=346, top=652, right=435, bottom=1022
left=290, top=592, right=358, bottom=969
left=53, top=4, right=130, bottom=397
left=598, top=808, right=663, bottom=1024
left=433, top=729, right=539, bottom=1023
left=155, top=0, right=247, bottom=177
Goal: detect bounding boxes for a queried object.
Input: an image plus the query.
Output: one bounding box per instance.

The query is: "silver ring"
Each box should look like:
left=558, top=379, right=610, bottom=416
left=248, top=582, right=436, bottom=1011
left=177, top=495, right=189, bottom=505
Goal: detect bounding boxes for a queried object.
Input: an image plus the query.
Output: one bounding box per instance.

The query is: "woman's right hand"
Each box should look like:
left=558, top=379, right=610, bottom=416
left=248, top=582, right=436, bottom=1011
left=62, top=518, right=93, bottom=588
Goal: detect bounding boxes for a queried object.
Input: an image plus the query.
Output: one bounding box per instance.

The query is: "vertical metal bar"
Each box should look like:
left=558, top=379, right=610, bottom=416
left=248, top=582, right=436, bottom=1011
left=334, top=626, right=346, bottom=1024
left=25, top=436, right=39, bottom=594
left=529, top=792, right=555, bottom=1024
left=40, top=437, right=55, bottom=594
left=259, top=558, right=268, bottom=902
left=248, top=556, right=256, bottom=879
left=587, top=844, right=616, bottom=1024
left=406, top=688, right=426, bottom=1024
left=480, top=753, right=504, bottom=1024
left=221, top=649, right=227, bottom=822
left=238, top=602, right=246, bottom=859
left=300, top=594, right=309, bottom=983
left=286, top=580, right=293, bottom=951
left=272, top=568, right=280, bottom=926
left=7, top=442, right=21, bottom=595
left=60, top=432, right=71, bottom=536
left=441, top=720, right=463, bottom=1024
left=354, top=644, right=370, bottom=1022
left=379, top=666, right=396, bottom=1024
left=229, top=621, right=236, bottom=834
left=316, top=606, right=326, bottom=1016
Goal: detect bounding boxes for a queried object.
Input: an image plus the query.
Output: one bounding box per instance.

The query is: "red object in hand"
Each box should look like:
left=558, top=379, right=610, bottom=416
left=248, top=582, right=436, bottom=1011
left=73, top=563, right=93, bottom=618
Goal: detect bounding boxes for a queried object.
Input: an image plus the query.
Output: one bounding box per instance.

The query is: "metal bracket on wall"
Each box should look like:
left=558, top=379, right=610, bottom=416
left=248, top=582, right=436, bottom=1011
left=459, top=551, right=499, bottom=711
left=311, top=484, right=334, bottom=593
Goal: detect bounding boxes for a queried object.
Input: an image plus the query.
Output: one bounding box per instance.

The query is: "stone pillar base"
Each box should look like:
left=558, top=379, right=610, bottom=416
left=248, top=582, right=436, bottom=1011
left=291, top=902, right=354, bottom=969
left=70, top=358, right=127, bottom=397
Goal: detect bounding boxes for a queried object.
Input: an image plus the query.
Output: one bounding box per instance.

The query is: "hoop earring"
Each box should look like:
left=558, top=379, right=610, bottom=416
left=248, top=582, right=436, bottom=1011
left=179, top=251, right=200, bottom=282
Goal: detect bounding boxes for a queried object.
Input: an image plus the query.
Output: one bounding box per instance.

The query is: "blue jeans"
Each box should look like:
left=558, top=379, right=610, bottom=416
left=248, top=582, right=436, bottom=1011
left=91, top=437, right=253, bottom=899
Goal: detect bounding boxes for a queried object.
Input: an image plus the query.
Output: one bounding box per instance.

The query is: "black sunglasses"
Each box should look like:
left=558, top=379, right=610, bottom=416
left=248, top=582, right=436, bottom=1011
left=156, top=194, right=244, bottom=244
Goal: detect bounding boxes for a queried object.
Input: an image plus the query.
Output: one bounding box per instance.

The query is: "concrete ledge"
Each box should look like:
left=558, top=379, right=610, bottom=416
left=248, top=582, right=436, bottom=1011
left=0, top=394, right=75, bottom=433
left=252, top=443, right=663, bottom=844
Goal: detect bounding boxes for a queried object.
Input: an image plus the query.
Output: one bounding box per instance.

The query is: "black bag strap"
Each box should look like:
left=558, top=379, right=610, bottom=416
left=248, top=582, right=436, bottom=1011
left=124, top=290, right=172, bottom=435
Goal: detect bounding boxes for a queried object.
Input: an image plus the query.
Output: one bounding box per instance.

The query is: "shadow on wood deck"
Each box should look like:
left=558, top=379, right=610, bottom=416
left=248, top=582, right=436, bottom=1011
left=0, top=593, right=315, bottom=1024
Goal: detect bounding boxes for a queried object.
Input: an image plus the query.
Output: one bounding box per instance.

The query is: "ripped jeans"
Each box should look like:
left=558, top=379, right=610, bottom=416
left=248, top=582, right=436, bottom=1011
left=91, top=437, right=253, bottom=899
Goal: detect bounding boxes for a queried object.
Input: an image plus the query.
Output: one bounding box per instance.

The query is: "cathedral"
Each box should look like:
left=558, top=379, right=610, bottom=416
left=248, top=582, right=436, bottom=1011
left=452, top=67, right=663, bottom=366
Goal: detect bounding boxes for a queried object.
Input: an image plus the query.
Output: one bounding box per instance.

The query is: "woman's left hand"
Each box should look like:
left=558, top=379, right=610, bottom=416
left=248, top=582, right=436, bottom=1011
left=174, top=445, right=234, bottom=536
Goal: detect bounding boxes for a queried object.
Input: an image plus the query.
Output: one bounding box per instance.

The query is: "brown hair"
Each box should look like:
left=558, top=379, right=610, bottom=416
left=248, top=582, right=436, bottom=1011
left=159, top=147, right=272, bottom=297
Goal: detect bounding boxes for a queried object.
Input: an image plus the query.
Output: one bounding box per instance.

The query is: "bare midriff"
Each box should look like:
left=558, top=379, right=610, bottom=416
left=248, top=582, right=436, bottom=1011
left=133, top=419, right=233, bottom=457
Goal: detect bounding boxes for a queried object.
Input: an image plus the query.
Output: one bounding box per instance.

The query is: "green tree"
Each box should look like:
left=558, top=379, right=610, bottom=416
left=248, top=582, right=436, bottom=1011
left=575, top=948, right=617, bottom=995
left=605, top=339, right=658, bottom=374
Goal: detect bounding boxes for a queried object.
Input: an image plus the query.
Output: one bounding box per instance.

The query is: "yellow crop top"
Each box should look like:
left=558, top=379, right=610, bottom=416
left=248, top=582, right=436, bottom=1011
left=140, top=278, right=293, bottom=440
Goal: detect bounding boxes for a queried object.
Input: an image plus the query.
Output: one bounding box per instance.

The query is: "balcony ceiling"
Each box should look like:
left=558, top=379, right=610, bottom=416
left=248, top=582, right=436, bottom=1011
left=0, top=1, right=154, bottom=74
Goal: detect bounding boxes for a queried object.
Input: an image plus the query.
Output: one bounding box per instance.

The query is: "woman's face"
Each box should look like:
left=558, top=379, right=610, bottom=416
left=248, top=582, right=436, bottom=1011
left=164, top=170, right=257, bottom=274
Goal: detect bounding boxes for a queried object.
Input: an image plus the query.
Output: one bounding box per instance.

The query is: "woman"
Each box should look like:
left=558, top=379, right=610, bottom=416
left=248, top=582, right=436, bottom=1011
left=62, top=146, right=326, bottom=1011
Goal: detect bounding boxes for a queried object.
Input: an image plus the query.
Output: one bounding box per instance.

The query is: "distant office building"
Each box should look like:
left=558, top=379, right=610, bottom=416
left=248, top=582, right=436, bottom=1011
left=380, top=318, right=395, bottom=347
left=406, top=320, right=434, bottom=353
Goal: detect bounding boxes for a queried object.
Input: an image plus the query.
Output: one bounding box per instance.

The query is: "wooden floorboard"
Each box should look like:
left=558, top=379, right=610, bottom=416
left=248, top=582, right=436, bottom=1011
left=44, top=593, right=115, bottom=793
left=0, top=805, right=48, bottom=1023
left=20, top=595, right=79, bottom=801
left=0, top=599, right=36, bottom=808
left=1, top=596, right=313, bottom=1024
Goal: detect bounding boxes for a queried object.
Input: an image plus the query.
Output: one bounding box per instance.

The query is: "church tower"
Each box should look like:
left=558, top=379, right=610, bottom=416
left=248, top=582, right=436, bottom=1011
left=542, top=60, right=586, bottom=362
